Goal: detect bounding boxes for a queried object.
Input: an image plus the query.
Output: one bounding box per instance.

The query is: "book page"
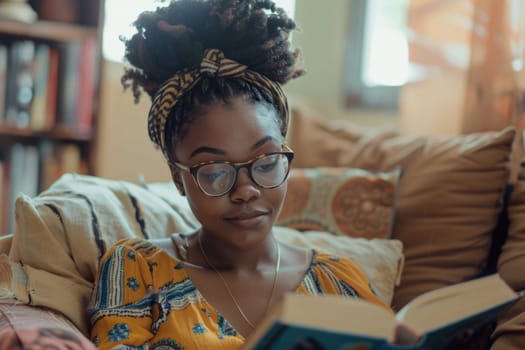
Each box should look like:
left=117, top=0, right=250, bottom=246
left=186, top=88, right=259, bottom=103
left=395, top=274, right=518, bottom=335
left=281, top=294, right=397, bottom=339
left=243, top=293, right=398, bottom=350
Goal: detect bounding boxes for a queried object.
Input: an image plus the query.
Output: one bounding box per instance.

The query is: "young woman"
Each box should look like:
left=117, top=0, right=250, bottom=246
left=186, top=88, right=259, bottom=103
left=88, top=1, right=389, bottom=349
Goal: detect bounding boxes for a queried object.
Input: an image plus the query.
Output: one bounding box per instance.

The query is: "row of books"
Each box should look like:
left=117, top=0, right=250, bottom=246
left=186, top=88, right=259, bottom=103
left=0, top=142, right=86, bottom=234
left=0, top=37, right=98, bottom=133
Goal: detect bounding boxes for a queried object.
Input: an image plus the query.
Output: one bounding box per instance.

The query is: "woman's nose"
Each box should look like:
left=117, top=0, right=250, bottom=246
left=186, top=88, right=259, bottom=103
left=229, top=168, right=261, bottom=202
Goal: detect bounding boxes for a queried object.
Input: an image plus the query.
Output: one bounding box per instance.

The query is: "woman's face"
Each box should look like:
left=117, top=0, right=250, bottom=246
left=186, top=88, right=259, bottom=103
left=171, top=97, right=288, bottom=247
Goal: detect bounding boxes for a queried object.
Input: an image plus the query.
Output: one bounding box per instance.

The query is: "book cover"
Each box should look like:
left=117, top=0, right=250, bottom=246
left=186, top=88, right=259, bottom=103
left=0, top=44, right=8, bottom=124
left=7, top=144, right=25, bottom=233
left=30, top=43, right=50, bottom=130
left=22, top=144, right=39, bottom=198
left=45, top=46, right=59, bottom=129
left=242, top=274, right=521, bottom=350
left=4, top=40, right=36, bottom=128
left=56, top=41, right=81, bottom=129
left=38, top=140, right=59, bottom=191
left=6, top=144, right=40, bottom=233
left=75, top=37, right=98, bottom=134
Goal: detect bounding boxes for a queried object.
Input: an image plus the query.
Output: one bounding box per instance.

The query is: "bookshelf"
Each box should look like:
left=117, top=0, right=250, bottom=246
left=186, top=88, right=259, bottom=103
left=0, top=0, right=105, bottom=234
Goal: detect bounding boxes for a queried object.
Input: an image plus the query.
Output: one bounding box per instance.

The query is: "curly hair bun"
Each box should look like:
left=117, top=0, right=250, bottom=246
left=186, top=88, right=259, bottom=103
left=121, top=0, right=304, bottom=103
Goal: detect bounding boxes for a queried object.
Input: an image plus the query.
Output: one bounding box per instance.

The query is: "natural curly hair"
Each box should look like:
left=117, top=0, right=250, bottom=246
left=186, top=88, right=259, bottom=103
left=121, top=0, right=304, bottom=161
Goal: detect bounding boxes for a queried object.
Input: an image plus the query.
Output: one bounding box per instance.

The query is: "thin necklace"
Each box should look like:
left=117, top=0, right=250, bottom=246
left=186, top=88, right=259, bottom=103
left=198, top=233, right=281, bottom=329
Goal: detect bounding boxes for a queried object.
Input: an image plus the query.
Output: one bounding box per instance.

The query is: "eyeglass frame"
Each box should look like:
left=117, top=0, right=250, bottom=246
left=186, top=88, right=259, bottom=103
left=169, top=145, right=295, bottom=197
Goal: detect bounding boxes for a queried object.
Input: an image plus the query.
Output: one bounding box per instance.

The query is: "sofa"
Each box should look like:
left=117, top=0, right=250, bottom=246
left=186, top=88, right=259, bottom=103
left=0, top=105, right=523, bottom=349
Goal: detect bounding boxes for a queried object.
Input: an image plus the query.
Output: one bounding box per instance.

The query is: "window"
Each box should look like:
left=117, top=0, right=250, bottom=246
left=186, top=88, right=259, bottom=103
left=345, top=0, right=409, bottom=109
left=102, top=0, right=296, bottom=63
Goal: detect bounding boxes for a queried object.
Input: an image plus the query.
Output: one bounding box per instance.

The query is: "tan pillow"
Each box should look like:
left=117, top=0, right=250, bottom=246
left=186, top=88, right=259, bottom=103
left=350, top=128, right=516, bottom=310
left=8, top=174, right=197, bottom=334
left=287, top=106, right=396, bottom=167
left=274, top=226, right=404, bottom=305
left=290, top=114, right=516, bottom=309
left=277, top=167, right=401, bottom=239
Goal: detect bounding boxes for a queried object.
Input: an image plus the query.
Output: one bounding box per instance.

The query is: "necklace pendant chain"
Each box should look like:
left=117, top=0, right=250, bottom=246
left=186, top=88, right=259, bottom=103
left=198, top=234, right=281, bottom=329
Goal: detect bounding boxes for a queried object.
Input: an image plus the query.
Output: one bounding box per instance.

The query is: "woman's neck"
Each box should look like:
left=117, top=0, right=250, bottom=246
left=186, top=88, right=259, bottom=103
left=187, top=229, right=277, bottom=273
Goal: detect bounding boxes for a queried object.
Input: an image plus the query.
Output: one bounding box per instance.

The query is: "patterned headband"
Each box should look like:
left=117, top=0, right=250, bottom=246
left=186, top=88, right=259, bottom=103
left=147, top=48, right=290, bottom=159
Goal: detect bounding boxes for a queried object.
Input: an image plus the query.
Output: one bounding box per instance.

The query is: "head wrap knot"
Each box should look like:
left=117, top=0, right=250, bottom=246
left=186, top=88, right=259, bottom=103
left=199, top=48, right=247, bottom=77
left=147, top=48, right=289, bottom=159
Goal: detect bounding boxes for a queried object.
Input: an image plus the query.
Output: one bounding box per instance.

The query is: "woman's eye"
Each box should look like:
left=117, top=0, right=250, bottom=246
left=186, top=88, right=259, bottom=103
left=255, top=159, right=278, bottom=172
left=202, top=170, right=228, bottom=182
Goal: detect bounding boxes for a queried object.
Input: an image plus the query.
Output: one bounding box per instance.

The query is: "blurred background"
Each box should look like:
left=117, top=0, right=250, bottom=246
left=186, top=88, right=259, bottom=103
left=97, top=0, right=525, bottom=182
left=1, top=0, right=525, bottom=232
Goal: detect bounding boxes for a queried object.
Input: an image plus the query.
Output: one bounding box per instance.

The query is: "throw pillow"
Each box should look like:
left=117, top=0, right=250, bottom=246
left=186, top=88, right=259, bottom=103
left=277, top=167, right=402, bottom=239
left=288, top=110, right=516, bottom=310
left=274, top=226, right=404, bottom=305
left=0, top=304, right=96, bottom=350
left=343, top=127, right=517, bottom=310
left=287, top=105, right=397, bottom=167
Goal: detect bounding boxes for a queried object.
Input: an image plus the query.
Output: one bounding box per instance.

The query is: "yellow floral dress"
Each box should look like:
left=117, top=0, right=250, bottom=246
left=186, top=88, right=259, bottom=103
left=89, top=238, right=389, bottom=350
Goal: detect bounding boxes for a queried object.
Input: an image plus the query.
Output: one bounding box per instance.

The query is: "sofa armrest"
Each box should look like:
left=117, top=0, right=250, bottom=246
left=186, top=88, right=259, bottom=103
left=0, top=302, right=96, bottom=349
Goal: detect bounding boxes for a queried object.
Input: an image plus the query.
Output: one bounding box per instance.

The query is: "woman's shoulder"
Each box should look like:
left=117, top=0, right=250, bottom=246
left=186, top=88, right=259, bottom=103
left=105, top=237, right=173, bottom=261
left=311, top=250, right=368, bottom=279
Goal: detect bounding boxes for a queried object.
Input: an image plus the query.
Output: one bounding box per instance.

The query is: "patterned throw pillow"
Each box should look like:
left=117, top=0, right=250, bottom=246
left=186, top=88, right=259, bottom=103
left=0, top=304, right=96, bottom=350
left=277, top=167, right=402, bottom=239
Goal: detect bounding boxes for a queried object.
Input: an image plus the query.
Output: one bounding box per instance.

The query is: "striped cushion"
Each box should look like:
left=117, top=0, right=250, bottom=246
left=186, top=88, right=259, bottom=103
left=0, top=303, right=96, bottom=349
left=9, top=173, right=198, bottom=334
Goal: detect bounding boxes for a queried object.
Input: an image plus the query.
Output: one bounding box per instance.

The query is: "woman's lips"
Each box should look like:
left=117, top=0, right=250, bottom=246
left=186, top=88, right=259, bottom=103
left=225, top=211, right=267, bottom=228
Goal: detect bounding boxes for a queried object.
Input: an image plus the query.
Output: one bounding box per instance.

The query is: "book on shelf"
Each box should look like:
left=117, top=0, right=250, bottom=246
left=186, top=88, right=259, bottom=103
left=76, top=37, right=98, bottom=134
left=39, top=142, right=84, bottom=191
left=30, top=43, right=50, bottom=130
left=0, top=44, right=7, bottom=123
left=242, top=274, right=522, bottom=350
left=45, top=46, right=59, bottom=129
left=56, top=40, right=82, bottom=129
left=55, top=38, right=98, bottom=133
left=7, top=143, right=40, bottom=233
left=4, top=40, right=36, bottom=129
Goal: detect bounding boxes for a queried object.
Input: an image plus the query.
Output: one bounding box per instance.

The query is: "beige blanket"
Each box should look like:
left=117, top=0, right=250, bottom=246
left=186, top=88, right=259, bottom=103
left=1, top=174, right=197, bottom=334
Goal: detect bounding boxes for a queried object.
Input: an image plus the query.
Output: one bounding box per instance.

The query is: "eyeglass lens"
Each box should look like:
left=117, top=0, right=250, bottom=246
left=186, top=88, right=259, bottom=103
left=196, top=153, right=290, bottom=196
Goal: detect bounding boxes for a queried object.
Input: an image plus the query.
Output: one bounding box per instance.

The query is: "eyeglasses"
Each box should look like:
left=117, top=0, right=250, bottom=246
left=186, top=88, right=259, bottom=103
left=171, top=146, right=294, bottom=197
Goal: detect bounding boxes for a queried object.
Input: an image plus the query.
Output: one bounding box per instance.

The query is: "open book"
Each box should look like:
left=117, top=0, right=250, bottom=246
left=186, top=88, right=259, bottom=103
left=242, top=274, right=522, bottom=350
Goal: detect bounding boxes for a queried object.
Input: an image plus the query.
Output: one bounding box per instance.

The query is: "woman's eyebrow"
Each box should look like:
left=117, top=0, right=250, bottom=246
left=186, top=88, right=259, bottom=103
left=252, top=136, right=279, bottom=149
left=189, top=136, right=279, bottom=158
left=190, top=147, right=225, bottom=158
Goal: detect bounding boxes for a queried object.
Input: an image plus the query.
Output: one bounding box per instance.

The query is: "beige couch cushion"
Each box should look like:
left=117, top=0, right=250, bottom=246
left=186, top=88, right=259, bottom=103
left=288, top=108, right=516, bottom=310
left=7, top=174, right=198, bottom=334
left=369, top=128, right=516, bottom=310
left=287, top=106, right=397, bottom=167
left=274, top=227, right=404, bottom=305
left=277, top=167, right=402, bottom=239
